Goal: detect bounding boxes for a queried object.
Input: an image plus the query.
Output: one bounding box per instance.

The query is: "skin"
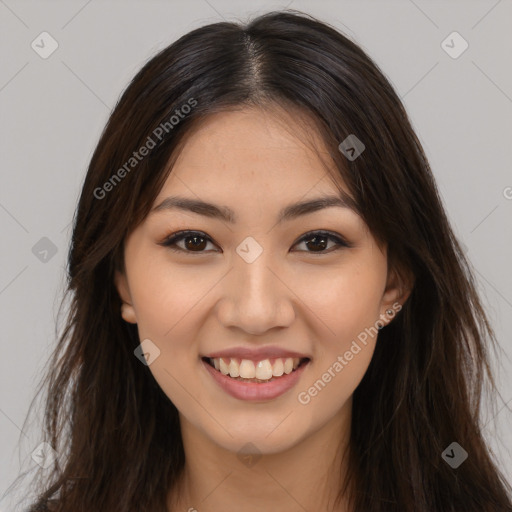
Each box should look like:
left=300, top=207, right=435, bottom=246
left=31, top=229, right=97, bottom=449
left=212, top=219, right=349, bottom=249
left=115, top=107, right=410, bottom=512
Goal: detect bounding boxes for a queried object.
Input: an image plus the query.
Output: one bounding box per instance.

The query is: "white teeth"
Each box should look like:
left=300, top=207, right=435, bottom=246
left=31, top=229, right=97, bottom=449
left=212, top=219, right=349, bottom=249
left=219, top=358, right=230, bottom=375
left=255, top=360, right=273, bottom=380
left=209, top=356, right=306, bottom=380
left=228, top=359, right=240, bottom=378
left=239, top=359, right=256, bottom=379
left=272, top=358, right=284, bottom=376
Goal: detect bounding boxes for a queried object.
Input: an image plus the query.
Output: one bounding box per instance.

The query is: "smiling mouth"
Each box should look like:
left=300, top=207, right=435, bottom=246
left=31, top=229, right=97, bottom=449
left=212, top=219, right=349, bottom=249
left=202, top=356, right=310, bottom=383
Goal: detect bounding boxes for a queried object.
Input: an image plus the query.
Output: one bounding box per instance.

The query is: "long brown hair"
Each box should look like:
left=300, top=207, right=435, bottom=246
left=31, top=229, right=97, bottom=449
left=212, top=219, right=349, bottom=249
left=10, top=10, right=512, bottom=511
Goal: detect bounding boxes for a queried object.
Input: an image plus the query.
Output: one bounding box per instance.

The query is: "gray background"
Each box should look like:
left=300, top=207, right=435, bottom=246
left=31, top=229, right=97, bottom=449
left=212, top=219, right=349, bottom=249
left=1, top=0, right=511, bottom=509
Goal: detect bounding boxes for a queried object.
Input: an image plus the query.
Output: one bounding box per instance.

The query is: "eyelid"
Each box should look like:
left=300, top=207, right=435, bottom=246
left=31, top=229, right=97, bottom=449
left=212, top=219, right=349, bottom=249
left=158, top=229, right=353, bottom=254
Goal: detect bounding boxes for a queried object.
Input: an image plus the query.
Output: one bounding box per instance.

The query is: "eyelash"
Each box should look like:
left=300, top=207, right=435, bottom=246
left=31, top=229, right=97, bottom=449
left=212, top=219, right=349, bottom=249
left=158, top=230, right=352, bottom=255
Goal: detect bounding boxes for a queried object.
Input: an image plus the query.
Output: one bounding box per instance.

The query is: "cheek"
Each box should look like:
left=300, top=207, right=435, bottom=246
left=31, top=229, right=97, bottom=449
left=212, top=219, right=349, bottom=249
left=299, top=263, right=385, bottom=410
left=293, top=260, right=386, bottom=347
left=128, top=259, right=207, bottom=410
left=296, top=269, right=382, bottom=413
left=129, top=255, right=211, bottom=339
left=125, top=255, right=210, bottom=403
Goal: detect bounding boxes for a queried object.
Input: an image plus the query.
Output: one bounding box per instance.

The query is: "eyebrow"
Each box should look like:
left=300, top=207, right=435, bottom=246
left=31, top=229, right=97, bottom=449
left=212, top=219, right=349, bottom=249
left=151, top=194, right=358, bottom=224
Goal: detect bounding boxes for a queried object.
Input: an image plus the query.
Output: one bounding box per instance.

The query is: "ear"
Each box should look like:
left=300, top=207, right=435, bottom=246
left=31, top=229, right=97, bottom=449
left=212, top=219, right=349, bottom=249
left=114, top=270, right=137, bottom=324
left=378, top=263, right=414, bottom=328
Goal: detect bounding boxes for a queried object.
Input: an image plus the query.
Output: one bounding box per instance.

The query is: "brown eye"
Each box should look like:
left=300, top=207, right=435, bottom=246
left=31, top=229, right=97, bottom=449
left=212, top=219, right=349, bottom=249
left=159, top=229, right=351, bottom=255
left=302, top=233, right=329, bottom=252
left=160, top=231, right=216, bottom=253
left=293, top=231, right=350, bottom=253
left=181, top=234, right=208, bottom=251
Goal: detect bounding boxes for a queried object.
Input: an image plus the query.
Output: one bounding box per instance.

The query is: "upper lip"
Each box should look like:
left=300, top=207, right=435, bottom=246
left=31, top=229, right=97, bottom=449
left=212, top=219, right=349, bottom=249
left=203, top=346, right=311, bottom=362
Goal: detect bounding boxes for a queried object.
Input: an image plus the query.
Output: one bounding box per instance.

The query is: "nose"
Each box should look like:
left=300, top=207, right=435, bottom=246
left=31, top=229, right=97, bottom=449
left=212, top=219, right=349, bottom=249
left=216, top=248, right=296, bottom=336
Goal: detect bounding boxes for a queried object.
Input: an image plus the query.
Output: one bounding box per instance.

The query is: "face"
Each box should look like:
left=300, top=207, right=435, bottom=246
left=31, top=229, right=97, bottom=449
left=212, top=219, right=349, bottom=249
left=115, top=107, right=405, bottom=455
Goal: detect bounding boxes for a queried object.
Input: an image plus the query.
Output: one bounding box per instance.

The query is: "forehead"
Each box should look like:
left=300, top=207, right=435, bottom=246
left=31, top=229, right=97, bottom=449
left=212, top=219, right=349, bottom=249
left=157, top=107, right=350, bottom=202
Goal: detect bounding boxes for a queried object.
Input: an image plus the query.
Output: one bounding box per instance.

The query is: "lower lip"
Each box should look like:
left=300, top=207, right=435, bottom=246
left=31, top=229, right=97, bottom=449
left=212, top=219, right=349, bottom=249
left=201, top=358, right=310, bottom=402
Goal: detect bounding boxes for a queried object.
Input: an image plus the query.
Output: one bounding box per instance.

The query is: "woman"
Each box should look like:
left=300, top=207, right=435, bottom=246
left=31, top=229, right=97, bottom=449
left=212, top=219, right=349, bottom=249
left=18, top=9, right=512, bottom=512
